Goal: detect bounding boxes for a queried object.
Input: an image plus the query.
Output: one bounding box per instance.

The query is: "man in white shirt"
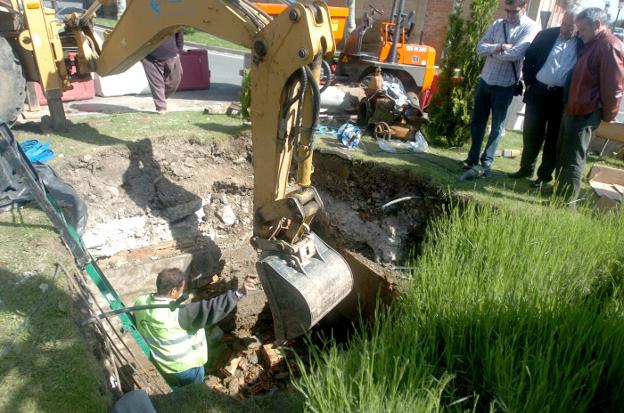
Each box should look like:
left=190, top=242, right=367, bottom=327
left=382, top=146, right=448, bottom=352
left=509, top=11, right=580, bottom=187
left=464, top=0, right=538, bottom=176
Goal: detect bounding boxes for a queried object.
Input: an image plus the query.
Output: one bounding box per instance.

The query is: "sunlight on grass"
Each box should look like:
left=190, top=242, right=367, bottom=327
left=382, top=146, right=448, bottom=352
left=13, top=112, right=248, bottom=162
left=296, top=204, right=624, bottom=412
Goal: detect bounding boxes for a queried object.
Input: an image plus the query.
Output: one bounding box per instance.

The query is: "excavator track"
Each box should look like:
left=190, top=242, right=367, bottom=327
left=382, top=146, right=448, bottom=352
left=0, top=36, right=26, bottom=126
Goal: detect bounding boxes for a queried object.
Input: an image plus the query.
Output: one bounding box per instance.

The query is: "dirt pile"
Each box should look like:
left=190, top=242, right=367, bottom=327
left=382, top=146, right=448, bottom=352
left=58, top=137, right=254, bottom=259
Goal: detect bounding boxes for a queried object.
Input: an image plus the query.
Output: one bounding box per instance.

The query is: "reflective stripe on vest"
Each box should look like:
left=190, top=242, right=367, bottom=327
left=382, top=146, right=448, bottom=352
left=134, top=294, right=208, bottom=374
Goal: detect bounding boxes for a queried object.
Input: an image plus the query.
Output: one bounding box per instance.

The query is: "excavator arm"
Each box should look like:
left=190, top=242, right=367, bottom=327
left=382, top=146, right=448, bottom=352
left=61, top=0, right=353, bottom=340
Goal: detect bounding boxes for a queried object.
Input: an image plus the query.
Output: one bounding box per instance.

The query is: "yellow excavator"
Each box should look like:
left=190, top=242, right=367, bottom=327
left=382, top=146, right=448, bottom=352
left=0, top=0, right=357, bottom=341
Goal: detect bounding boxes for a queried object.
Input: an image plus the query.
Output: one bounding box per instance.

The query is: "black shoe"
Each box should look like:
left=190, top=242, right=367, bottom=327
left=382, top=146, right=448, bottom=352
left=508, top=170, right=532, bottom=179
left=461, top=160, right=475, bottom=170
left=532, top=179, right=550, bottom=188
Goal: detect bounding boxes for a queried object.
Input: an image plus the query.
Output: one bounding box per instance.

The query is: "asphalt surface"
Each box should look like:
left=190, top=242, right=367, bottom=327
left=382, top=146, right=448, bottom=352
left=19, top=1, right=246, bottom=122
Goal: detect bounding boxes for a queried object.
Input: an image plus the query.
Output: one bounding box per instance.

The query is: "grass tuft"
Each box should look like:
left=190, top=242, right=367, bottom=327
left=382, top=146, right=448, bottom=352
left=296, top=203, right=624, bottom=412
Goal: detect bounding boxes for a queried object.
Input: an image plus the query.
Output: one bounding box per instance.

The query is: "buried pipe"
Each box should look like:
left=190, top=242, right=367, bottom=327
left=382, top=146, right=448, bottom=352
left=381, top=195, right=438, bottom=210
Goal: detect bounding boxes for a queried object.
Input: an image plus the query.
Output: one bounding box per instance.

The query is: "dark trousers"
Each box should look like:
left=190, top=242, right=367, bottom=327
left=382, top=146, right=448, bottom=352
left=518, top=83, right=564, bottom=182
left=554, top=111, right=600, bottom=202
left=141, top=55, right=183, bottom=111
left=467, top=79, right=514, bottom=168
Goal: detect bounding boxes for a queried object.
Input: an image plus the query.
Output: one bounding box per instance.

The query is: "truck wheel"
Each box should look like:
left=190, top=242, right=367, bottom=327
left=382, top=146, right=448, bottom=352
left=0, top=37, right=26, bottom=126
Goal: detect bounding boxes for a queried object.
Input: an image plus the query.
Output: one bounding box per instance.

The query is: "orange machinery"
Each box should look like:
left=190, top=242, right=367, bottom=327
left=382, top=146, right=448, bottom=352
left=254, top=2, right=348, bottom=44
left=337, top=3, right=436, bottom=94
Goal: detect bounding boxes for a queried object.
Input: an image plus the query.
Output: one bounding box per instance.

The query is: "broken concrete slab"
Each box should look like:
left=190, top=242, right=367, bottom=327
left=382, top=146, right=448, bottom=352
left=102, top=253, right=193, bottom=304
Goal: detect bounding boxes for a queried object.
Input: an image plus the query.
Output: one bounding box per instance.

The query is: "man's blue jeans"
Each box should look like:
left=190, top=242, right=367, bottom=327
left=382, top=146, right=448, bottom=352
left=161, top=365, right=205, bottom=388
left=467, top=79, right=514, bottom=168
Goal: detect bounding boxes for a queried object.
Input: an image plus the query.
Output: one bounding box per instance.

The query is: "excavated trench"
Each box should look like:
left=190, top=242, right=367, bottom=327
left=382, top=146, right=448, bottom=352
left=57, top=133, right=447, bottom=398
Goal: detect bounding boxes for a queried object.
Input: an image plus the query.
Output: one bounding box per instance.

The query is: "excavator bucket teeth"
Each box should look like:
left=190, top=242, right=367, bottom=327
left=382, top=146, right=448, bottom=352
left=258, top=233, right=353, bottom=341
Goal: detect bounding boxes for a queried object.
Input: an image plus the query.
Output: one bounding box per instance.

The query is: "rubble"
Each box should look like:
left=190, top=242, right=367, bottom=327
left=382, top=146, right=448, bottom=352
left=260, top=344, right=285, bottom=370
left=216, top=204, right=237, bottom=226
left=204, top=334, right=294, bottom=399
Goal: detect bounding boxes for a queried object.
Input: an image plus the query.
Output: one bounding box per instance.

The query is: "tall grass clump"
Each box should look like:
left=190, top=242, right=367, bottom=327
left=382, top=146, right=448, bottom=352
left=295, top=204, right=624, bottom=412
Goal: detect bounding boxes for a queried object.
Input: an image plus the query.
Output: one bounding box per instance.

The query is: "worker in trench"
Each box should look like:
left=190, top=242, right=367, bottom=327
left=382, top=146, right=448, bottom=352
left=134, top=268, right=256, bottom=387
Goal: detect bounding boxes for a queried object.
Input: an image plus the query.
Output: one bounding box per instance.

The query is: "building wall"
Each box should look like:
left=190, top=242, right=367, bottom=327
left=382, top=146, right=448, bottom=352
left=320, top=0, right=571, bottom=63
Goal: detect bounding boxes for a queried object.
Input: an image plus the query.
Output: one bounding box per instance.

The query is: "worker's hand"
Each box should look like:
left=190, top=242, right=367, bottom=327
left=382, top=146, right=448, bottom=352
left=242, top=275, right=258, bottom=293
left=501, top=43, right=513, bottom=51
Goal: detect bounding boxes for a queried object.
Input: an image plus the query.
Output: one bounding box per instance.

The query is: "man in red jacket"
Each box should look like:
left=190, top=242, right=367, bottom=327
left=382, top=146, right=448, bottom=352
left=554, top=8, right=624, bottom=203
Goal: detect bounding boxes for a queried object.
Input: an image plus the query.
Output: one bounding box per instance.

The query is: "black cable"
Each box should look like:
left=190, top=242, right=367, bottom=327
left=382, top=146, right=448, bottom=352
left=320, top=59, right=331, bottom=93
left=303, top=65, right=321, bottom=146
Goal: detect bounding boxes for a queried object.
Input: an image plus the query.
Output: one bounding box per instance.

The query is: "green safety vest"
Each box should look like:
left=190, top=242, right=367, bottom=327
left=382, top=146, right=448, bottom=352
left=134, top=294, right=208, bottom=374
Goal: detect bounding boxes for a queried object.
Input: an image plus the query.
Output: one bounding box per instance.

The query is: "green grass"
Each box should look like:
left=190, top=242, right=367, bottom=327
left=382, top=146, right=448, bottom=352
left=183, top=31, right=249, bottom=52
left=295, top=203, right=624, bottom=412
left=14, top=112, right=248, bottom=161
left=316, top=129, right=623, bottom=209
left=92, top=18, right=248, bottom=51
left=94, top=17, right=116, bottom=28
left=151, top=384, right=303, bottom=413
left=0, top=208, right=111, bottom=412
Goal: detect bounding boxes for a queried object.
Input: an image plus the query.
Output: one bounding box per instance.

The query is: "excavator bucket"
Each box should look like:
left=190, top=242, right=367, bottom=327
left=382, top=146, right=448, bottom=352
left=257, top=233, right=353, bottom=341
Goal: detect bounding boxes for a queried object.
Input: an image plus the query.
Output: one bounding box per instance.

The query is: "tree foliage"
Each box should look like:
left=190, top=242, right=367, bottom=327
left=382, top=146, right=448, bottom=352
left=426, top=0, right=498, bottom=147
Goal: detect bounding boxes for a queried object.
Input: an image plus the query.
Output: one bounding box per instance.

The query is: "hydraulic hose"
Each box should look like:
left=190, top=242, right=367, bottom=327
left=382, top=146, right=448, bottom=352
left=319, top=59, right=331, bottom=93
left=303, top=64, right=321, bottom=145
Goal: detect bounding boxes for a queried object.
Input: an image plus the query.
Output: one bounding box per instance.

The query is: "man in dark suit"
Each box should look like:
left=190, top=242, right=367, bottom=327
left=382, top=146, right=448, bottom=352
left=509, top=11, right=580, bottom=187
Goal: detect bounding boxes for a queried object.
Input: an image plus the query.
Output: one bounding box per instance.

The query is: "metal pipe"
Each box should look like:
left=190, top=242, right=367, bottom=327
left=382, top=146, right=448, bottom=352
left=389, top=0, right=399, bottom=25
left=80, top=0, right=104, bottom=25
left=385, top=0, right=405, bottom=64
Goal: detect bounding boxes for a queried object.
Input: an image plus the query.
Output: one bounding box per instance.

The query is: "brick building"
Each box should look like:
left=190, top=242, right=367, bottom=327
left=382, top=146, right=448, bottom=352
left=325, top=0, right=575, bottom=64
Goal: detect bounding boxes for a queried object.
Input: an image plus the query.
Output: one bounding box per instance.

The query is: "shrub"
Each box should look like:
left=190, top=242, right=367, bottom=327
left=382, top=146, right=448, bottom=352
left=426, top=0, right=498, bottom=147
left=240, top=69, right=251, bottom=121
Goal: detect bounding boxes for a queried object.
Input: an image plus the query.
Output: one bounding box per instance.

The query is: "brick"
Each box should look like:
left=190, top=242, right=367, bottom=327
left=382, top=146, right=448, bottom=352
left=259, top=344, right=285, bottom=370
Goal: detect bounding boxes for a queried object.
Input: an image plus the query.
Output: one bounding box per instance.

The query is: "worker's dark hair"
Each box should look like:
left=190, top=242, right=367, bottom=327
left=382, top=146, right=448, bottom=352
left=156, top=268, right=186, bottom=295
left=504, top=0, right=527, bottom=6
left=576, top=8, right=608, bottom=27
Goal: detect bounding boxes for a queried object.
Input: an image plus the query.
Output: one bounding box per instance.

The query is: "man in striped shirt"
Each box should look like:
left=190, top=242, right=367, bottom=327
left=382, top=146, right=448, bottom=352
left=464, top=0, right=538, bottom=176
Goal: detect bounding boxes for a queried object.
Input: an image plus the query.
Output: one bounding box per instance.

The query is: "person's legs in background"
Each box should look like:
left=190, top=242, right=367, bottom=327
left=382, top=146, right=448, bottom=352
left=510, top=87, right=548, bottom=178
left=535, top=92, right=564, bottom=185
left=480, top=84, right=514, bottom=172
left=554, top=112, right=599, bottom=203
left=163, top=55, right=183, bottom=100
left=141, top=59, right=167, bottom=112
left=466, top=79, right=493, bottom=168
